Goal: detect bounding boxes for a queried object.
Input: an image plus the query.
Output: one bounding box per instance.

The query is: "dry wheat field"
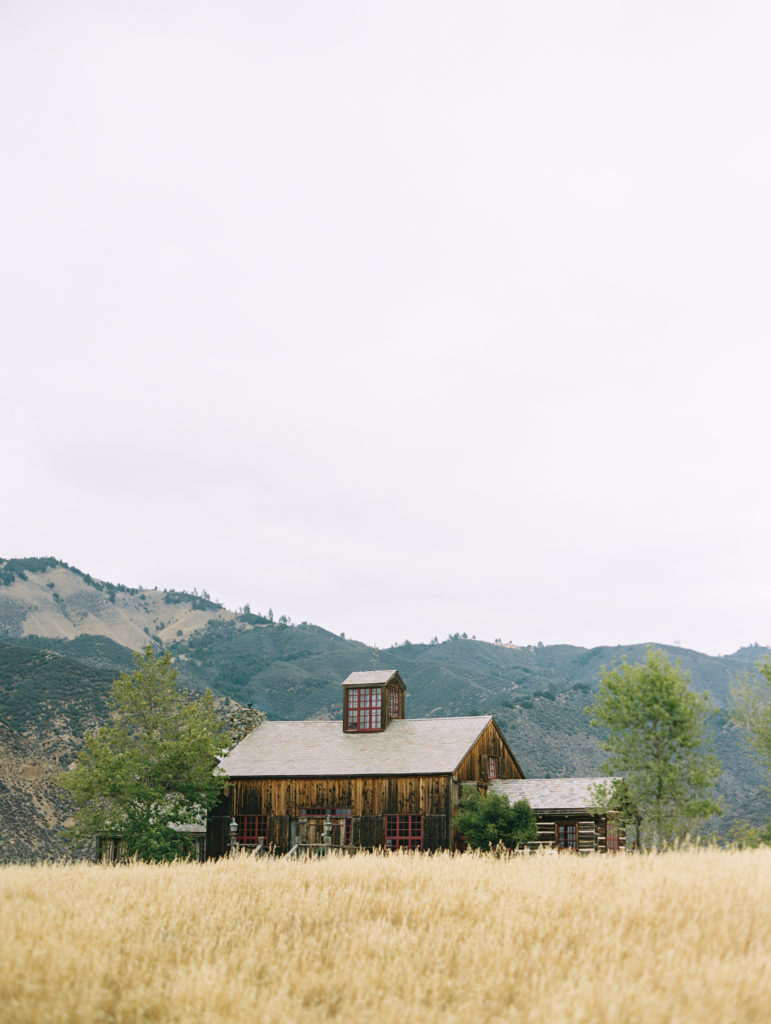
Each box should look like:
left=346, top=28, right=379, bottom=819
left=1, top=848, right=769, bottom=1024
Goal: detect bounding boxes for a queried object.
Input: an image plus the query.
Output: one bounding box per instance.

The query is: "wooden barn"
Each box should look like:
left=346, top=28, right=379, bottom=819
left=489, top=778, right=625, bottom=852
left=208, top=669, right=524, bottom=855
left=208, top=669, right=623, bottom=855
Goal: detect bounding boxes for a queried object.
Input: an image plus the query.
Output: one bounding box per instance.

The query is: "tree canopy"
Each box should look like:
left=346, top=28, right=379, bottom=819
left=731, top=655, right=771, bottom=778
left=454, top=789, right=538, bottom=851
left=59, top=646, right=229, bottom=861
left=587, top=647, right=721, bottom=848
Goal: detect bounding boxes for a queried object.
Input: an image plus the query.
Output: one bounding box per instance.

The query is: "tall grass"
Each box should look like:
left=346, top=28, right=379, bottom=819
left=1, top=848, right=769, bottom=1023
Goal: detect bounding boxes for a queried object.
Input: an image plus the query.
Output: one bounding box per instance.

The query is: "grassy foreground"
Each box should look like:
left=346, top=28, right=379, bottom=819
left=1, top=849, right=770, bottom=1024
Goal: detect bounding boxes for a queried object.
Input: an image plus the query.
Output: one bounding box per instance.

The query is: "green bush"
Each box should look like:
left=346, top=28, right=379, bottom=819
left=454, top=789, right=537, bottom=851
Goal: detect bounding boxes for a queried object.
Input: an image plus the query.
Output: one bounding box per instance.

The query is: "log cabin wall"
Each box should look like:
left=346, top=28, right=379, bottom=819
left=534, top=814, right=597, bottom=852
left=454, top=719, right=523, bottom=782
left=596, top=814, right=626, bottom=852
left=532, top=813, right=627, bottom=852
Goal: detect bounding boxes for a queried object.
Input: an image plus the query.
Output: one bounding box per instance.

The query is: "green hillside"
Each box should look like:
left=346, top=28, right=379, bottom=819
left=0, top=558, right=769, bottom=859
left=0, top=641, right=117, bottom=746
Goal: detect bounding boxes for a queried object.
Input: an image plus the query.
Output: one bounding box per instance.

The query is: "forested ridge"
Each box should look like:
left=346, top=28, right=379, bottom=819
left=0, top=558, right=768, bottom=860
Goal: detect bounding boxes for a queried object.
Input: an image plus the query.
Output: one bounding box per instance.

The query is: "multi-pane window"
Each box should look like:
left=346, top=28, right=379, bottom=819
left=556, top=822, right=578, bottom=850
left=389, top=687, right=401, bottom=719
left=487, top=756, right=499, bottom=779
left=385, top=815, right=423, bottom=850
left=346, top=687, right=383, bottom=731
left=237, top=815, right=269, bottom=846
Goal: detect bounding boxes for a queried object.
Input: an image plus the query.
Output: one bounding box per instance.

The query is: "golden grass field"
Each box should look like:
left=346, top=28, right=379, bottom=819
left=1, top=848, right=770, bottom=1024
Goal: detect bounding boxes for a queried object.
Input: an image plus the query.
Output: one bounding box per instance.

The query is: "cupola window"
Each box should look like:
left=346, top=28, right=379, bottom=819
left=389, top=687, right=401, bottom=719
left=346, top=686, right=383, bottom=732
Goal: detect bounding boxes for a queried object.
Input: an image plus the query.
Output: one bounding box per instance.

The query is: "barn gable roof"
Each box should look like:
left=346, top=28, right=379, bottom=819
left=219, top=716, right=495, bottom=777
left=489, top=777, right=617, bottom=811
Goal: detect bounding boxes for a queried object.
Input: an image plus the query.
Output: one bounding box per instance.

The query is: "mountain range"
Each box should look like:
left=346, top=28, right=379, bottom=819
left=0, top=556, right=768, bottom=861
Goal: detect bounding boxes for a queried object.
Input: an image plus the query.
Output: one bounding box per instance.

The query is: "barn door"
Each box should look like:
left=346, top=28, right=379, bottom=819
left=606, top=818, right=620, bottom=852
left=269, top=815, right=291, bottom=853
left=357, top=815, right=384, bottom=850
left=207, top=815, right=232, bottom=859
left=423, top=815, right=448, bottom=851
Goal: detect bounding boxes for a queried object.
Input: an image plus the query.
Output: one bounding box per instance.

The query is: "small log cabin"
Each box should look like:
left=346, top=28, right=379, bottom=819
left=488, top=778, right=625, bottom=852
left=208, top=669, right=623, bottom=855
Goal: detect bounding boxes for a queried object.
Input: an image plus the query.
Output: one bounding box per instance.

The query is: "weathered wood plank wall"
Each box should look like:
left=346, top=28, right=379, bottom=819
left=207, top=776, right=455, bottom=855
left=231, top=774, right=453, bottom=818
left=454, top=719, right=523, bottom=782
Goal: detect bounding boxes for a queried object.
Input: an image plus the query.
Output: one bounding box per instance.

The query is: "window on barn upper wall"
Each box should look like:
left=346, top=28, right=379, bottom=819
left=385, top=815, right=422, bottom=850
left=237, top=815, right=268, bottom=847
left=346, top=687, right=383, bottom=731
left=389, top=688, right=401, bottom=719
left=555, top=822, right=578, bottom=851
left=487, top=756, right=499, bottom=779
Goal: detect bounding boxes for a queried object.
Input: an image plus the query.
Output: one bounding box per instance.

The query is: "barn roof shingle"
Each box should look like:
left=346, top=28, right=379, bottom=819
left=340, top=669, right=404, bottom=688
left=218, top=716, right=495, bottom=777
left=489, top=777, right=617, bottom=810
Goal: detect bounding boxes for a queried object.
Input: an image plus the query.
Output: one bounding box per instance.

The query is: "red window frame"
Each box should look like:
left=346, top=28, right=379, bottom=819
left=487, top=755, right=499, bottom=780
left=346, top=687, right=383, bottom=732
left=556, top=822, right=578, bottom=851
left=236, top=815, right=269, bottom=846
left=388, top=687, right=400, bottom=719
left=385, top=815, right=423, bottom=850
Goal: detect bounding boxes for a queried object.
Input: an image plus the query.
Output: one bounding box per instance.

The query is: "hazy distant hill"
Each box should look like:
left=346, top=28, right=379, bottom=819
left=0, top=556, right=236, bottom=648
left=0, top=557, right=768, bottom=860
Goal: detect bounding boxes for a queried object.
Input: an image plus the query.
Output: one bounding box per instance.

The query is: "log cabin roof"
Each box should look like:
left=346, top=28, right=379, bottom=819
left=489, top=777, right=618, bottom=811
left=219, top=716, right=496, bottom=777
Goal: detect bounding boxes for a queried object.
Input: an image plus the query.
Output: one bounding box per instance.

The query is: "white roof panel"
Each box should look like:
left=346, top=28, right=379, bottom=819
left=489, top=777, right=617, bottom=810
left=340, top=670, right=403, bottom=688
left=219, top=716, right=494, bottom=777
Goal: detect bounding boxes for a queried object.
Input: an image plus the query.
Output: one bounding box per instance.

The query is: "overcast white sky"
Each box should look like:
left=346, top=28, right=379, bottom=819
left=2, top=2, right=770, bottom=655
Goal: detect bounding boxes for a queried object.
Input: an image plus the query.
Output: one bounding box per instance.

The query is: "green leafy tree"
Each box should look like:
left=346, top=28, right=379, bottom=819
left=454, top=789, right=537, bottom=851
left=727, top=819, right=771, bottom=849
left=589, top=776, right=642, bottom=847
left=59, top=646, right=229, bottom=861
left=587, top=647, right=721, bottom=849
left=731, top=655, right=771, bottom=777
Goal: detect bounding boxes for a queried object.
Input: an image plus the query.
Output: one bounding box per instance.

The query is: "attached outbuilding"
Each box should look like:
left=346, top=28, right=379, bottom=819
left=489, top=777, right=625, bottom=852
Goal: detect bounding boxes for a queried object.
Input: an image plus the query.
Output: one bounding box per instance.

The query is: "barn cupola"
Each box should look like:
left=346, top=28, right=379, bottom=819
left=342, top=670, right=406, bottom=733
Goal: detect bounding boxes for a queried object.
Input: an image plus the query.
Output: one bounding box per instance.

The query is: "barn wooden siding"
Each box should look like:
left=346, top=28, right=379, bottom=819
left=208, top=774, right=454, bottom=855
left=233, top=774, right=452, bottom=817
left=454, top=718, right=524, bottom=782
